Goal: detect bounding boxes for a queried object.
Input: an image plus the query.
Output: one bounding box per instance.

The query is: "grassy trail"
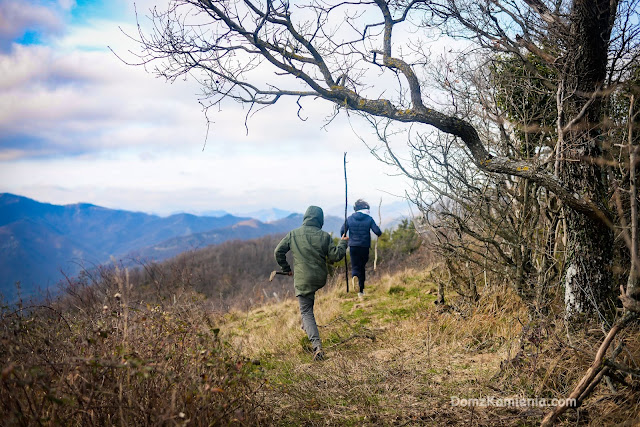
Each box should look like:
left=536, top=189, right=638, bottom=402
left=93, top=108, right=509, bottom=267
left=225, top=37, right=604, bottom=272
left=222, top=269, right=540, bottom=426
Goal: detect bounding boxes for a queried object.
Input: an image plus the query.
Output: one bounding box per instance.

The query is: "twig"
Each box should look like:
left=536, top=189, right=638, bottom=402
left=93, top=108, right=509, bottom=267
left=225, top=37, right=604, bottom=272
left=344, top=152, right=349, bottom=293
left=1, top=305, right=72, bottom=331
left=374, top=198, right=382, bottom=271
left=540, top=313, right=634, bottom=426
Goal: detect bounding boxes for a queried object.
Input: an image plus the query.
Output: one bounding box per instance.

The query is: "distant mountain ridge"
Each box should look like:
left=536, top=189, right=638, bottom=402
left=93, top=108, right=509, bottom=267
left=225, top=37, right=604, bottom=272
left=233, top=208, right=294, bottom=222
left=0, top=193, right=248, bottom=300
left=0, top=193, right=343, bottom=301
left=130, top=213, right=344, bottom=261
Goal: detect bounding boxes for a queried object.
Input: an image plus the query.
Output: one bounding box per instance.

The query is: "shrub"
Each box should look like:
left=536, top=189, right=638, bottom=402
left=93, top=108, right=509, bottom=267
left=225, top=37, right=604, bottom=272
left=0, top=265, right=269, bottom=425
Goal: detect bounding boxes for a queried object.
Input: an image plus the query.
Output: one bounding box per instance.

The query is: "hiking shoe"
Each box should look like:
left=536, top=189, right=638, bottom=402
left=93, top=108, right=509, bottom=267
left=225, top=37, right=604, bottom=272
left=313, top=348, right=325, bottom=361
left=358, top=292, right=364, bottom=299
left=352, top=276, right=359, bottom=290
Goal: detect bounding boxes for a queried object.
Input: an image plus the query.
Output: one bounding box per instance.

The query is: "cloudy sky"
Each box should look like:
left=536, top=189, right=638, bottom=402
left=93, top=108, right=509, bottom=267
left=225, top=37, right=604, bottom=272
left=0, top=0, right=413, bottom=218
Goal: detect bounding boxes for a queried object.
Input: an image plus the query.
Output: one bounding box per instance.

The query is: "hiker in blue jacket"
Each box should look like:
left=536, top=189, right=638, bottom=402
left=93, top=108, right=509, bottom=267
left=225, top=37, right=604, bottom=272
left=340, top=199, right=382, bottom=298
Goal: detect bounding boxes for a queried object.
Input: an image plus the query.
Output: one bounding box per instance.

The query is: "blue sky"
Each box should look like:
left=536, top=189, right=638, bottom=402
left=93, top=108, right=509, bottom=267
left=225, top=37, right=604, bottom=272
left=0, top=0, right=412, bottom=219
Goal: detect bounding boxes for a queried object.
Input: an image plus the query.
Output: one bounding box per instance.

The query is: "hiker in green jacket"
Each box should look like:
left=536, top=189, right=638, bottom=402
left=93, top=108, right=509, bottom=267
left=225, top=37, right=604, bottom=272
left=274, top=205, right=348, bottom=361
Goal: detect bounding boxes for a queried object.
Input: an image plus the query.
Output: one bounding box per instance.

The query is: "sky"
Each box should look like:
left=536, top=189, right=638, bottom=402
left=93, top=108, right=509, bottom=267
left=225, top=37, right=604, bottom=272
left=0, top=0, right=414, bottom=218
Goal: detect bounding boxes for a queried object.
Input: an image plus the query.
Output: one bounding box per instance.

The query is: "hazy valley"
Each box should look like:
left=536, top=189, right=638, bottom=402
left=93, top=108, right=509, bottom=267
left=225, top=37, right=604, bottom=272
left=0, top=193, right=348, bottom=301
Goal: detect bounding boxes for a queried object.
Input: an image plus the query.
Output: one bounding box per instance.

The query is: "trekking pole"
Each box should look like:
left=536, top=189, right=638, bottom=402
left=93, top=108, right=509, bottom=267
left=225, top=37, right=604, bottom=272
left=374, top=197, right=381, bottom=271
left=344, top=152, right=349, bottom=293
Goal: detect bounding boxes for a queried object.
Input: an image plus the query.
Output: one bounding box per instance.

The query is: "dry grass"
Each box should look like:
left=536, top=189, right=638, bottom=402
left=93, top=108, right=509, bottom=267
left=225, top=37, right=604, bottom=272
left=3, top=264, right=638, bottom=426
left=0, top=265, right=270, bottom=426
left=221, top=268, right=640, bottom=426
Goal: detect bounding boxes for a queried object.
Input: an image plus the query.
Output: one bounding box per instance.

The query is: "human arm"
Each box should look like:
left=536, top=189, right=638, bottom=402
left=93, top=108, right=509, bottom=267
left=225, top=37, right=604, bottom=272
left=274, top=233, right=292, bottom=273
left=327, top=235, right=348, bottom=263
left=371, top=218, right=382, bottom=237
left=340, top=220, right=348, bottom=237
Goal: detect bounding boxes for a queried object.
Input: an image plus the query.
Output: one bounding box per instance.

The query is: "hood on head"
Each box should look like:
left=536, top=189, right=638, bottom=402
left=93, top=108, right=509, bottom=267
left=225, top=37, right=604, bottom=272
left=303, top=205, right=324, bottom=228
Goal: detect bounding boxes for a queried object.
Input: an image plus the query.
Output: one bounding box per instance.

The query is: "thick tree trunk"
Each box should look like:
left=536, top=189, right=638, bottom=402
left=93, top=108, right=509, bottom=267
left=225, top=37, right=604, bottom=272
left=561, top=0, right=617, bottom=322
left=563, top=210, right=614, bottom=320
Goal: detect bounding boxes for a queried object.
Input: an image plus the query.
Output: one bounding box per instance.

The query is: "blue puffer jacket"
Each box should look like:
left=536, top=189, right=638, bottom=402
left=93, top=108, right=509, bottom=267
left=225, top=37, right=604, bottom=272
left=340, top=212, right=382, bottom=248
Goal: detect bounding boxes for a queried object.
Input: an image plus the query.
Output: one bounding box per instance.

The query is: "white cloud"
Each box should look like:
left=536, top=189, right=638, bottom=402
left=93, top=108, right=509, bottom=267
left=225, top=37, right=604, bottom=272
left=0, top=1, right=65, bottom=43
left=0, top=40, right=207, bottom=154
left=0, top=26, right=371, bottom=158
left=0, top=144, right=410, bottom=215
left=57, top=0, right=76, bottom=11
left=0, top=0, right=415, bottom=215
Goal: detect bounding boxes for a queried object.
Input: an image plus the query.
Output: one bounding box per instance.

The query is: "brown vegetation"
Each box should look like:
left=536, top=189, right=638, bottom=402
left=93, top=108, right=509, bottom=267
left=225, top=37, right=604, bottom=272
left=223, top=267, right=640, bottom=426
left=2, top=230, right=638, bottom=425
left=1, top=263, right=269, bottom=425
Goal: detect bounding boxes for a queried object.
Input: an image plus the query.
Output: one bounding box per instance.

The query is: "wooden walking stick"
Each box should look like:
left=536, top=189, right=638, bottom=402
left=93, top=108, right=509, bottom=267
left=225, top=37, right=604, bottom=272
left=344, top=152, right=349, bottom=293
left=374, top=198, right=381, bottom=271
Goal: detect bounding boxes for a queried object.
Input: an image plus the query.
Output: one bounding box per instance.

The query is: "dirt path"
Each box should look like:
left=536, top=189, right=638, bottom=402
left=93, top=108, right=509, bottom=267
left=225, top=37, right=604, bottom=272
left=245, top=277, right=542, bottom=425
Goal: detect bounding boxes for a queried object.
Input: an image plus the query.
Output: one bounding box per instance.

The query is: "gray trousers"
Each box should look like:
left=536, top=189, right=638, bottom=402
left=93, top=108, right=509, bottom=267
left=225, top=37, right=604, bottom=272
left=298, top=294, right=321, bottom=350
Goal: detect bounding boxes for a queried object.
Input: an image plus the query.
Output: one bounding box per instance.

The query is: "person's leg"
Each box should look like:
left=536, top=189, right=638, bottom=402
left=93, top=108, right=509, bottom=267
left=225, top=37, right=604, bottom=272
left=360, top=247, right=369, bottom=292
left=297, top=294, right=321, bottom=351
left=350, top=247, right=361, bottom=292
left=350, top=246, right=360, bottom=283
left=350, top=246, right=369, bottom=293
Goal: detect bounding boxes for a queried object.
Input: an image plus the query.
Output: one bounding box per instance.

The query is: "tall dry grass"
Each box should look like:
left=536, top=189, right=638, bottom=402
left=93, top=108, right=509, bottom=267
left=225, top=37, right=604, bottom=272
left=0, top=263, right=269, bottom=426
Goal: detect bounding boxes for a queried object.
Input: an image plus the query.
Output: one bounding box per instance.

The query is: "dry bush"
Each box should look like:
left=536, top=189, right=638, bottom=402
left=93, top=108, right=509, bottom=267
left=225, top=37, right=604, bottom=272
left=120, top=234, right=298, bottom=312
left=0, top=264, right=269, bottom=426
left=490, top=314, right=640, bottom=426
left=168, top=234, right=293, bottom=311
left=433, top=273, right=640, bottom=425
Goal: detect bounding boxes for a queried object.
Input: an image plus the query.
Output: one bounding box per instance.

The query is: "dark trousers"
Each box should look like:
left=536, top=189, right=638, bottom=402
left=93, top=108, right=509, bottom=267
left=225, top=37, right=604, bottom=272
left=349, top=246, right=369, bottom=292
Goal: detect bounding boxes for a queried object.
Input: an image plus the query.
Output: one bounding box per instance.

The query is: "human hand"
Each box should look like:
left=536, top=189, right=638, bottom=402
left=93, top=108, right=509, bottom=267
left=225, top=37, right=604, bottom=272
left=341, top=234, right=349, bottom=241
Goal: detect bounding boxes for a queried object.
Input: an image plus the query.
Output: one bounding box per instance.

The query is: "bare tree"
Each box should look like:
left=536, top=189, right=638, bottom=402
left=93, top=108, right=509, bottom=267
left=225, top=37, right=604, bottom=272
left=130, top=0, right=640, bottom=323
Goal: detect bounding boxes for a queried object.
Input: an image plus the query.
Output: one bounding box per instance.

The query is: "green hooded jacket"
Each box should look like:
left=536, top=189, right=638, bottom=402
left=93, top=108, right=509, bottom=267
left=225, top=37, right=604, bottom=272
left=274, top=206, right=347, bottom=297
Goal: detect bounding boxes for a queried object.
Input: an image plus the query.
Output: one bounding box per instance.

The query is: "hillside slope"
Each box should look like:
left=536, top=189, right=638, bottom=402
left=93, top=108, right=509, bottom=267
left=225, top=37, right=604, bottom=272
left=1, top=259, right=638, bottom=425
left=219, top=271, right=639, bottom=426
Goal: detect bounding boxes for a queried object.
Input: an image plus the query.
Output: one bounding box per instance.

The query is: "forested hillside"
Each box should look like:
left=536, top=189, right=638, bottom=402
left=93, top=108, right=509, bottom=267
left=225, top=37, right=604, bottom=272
left=0, top=194, right=346, bottom=302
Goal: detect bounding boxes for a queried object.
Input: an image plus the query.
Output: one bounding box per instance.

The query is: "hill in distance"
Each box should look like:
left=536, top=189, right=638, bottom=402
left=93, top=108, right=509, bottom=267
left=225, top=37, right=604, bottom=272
left=130, top=213, right=345, bottom=262
left=232, top=208, right=294, bottom=222
left=0, top=193, right=343, bottom=302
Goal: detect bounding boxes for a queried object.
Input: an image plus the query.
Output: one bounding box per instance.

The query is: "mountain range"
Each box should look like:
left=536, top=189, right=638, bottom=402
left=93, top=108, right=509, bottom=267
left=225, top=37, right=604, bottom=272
left=0, top=193, right=343, bottom=302
left=186, top=208, right=294, bottom=222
